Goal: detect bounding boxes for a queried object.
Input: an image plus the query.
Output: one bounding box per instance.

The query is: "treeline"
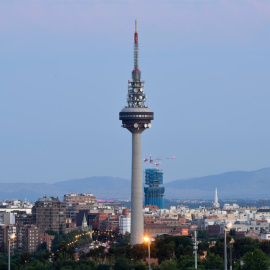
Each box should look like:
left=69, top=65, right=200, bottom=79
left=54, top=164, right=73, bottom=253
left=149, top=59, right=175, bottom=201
left=45, top=230, right=91, bottom=252
left=1, top=231, right=270, bottom=269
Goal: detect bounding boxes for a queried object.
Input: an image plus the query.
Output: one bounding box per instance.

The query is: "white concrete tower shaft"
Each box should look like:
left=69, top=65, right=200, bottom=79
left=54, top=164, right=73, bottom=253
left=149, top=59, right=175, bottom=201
left=131, top=132, right=143, bottom=244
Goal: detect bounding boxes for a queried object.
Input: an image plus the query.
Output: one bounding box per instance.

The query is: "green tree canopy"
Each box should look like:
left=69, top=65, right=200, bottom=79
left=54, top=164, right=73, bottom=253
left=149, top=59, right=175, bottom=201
left=242, top=249, right=270, bottom=270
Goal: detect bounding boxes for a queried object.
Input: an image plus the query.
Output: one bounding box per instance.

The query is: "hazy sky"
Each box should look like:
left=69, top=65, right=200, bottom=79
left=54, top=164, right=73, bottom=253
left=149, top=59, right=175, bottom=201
left=1, top=0, right=270, bottom=184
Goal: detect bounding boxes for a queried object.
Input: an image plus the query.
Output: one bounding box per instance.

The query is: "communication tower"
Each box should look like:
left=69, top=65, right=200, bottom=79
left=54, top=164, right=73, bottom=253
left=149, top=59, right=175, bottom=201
left=119, top=20, right=154, bottom=245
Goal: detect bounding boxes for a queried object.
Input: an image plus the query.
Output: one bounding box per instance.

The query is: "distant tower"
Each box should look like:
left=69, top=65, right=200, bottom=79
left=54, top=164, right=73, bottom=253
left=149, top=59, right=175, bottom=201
left=81, top=213, right=88, bottom=231
left=212, top=188, right=220, bottom=209
left=81, top=213, right=92, bottom=238
left=119, top=20, right=154, bottom=245
left=144, top=168, right=165, bottom=209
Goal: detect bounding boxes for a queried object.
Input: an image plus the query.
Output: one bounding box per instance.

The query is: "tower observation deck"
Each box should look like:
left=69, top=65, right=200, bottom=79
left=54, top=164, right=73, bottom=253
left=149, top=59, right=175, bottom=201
left=119, top=20, right=154, bottom=245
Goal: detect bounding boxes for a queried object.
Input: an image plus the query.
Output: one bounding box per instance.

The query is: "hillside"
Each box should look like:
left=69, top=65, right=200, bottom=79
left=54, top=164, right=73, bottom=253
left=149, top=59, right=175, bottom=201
left=164, top=167, right=270, bottom=199
left=1, top=167, right=270, bottom=201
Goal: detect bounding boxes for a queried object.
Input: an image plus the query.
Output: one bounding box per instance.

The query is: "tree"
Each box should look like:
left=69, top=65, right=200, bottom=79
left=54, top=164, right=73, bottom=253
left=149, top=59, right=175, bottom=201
left=229, top=228, right=236, bottom=237
left=128, top=244, right=147, bottom=261
left=19, top=252, right=31, bottom=266
left=37, top=241, right=47, bottom=251
left=210, top=235, right=231, bottom=259
left=155, top=237, right=175, bottom=263
left=97, top=264, right=111, bottom=270
left=53, top=241, right=75, bottom=262
left=242, top=249, right=270, bottom=270
left=233, top=238, right=260, bottom=258
left=173, top=236, right=193, bottom=258
left=160, top=260, right=178, bottom=270
left=79, top=250, right=88, bottom=260
left=197, top=230, right=209, bottom=242
left=134, top=261, right=146, bottom=270
left=0, top=255, right=7, bottom=270
left=203, top=253, right=223, bottom=270
left=0, top=242, right=5, bottom=253
left=260, top=240, right=270, bottom=255
left=198, top=241, right=209, bottom=255
left=209, top=239, right=224, bottom=258
left=108, top=246, right=127, bottom=260
left=60, top=260, right=98, bottom=270
left=177, top=255, right=195, bottom=270
left=114, top=256, right=131, bottom=270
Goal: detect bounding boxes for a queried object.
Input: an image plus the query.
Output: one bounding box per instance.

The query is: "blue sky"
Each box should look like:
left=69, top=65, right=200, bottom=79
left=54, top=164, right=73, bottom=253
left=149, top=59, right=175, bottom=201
left=1, top=0, right=270, bottom=183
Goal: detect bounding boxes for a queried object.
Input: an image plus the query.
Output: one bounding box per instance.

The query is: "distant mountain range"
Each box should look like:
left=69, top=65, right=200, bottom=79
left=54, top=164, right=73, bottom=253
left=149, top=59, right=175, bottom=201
left=165, top=167, right=270, bottom=199
left=1, top=167, right=270, bottom=202
left=0, top=177, right=130, bottom=202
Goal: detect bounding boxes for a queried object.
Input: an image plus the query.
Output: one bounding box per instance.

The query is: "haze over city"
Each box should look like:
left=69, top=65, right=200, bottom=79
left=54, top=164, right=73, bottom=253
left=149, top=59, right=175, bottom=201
left=1, top=0, right=270, bottom=184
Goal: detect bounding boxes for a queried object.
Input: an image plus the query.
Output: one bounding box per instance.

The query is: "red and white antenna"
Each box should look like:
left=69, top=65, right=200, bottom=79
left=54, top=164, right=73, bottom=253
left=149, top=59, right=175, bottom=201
left=134, top=19, right=139, bottom=72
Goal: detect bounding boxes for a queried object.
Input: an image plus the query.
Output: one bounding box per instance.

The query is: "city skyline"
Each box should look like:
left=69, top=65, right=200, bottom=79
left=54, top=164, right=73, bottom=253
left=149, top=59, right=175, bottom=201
left=1, top=0, right=270, bottom=184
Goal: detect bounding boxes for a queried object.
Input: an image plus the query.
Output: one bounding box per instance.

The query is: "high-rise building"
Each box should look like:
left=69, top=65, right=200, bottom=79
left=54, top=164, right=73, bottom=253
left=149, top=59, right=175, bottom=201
left=32, top=196, right=66, bottom=233
left=119, top=20, right=154, bottom=245
left=24, top=225, right=40, bottom=253
left=144, top=168, right=165, bottom=209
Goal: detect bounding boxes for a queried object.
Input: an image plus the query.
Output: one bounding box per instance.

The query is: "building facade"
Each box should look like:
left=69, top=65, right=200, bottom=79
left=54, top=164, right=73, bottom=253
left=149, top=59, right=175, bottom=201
left=119, top=214, right=131, bottom=234
left=32, top=197, right=66, bottom=233
left=64, top=193, right=96, bottom=221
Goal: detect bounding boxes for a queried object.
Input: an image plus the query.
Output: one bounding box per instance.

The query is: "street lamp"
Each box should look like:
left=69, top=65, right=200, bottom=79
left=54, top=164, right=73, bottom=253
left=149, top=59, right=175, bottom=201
left=224, top=222, right=232, bottom=270
left=144, top=236, right=151, bottom=270
left=193, top=231, right=198, bottom=269
left=8, top=233, right=16, bottom=270
left=229, top=238, right=235, bottom=270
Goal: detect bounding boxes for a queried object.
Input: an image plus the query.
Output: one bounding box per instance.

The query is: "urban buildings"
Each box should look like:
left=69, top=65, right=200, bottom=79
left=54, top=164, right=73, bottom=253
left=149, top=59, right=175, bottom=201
left=32, top=196, right=66, bottom=233
left=4, top=189, right=270, bottom=255
left=119, top=20, right=154, bottom=245
left=0, top=199, right=33, bottom=214
left=64, top=193, right=96, bottom=221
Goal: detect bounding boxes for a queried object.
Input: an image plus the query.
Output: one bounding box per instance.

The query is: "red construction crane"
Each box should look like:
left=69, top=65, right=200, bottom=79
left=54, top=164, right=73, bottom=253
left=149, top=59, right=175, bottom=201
left=143, top=155, right=175, bottom=167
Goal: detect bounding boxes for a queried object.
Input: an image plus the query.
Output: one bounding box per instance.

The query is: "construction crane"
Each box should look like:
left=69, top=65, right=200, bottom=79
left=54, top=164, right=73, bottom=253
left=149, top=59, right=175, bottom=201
left=143, top=155, right=175, bottom=167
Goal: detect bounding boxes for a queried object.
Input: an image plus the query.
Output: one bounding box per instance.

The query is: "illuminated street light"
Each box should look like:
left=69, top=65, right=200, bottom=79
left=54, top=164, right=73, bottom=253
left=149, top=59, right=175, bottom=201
left=8, top=233, right=16, bottom=270
left=224, top=222, right=232, bottom=270
left=144, top=236, right=151, bottom=270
